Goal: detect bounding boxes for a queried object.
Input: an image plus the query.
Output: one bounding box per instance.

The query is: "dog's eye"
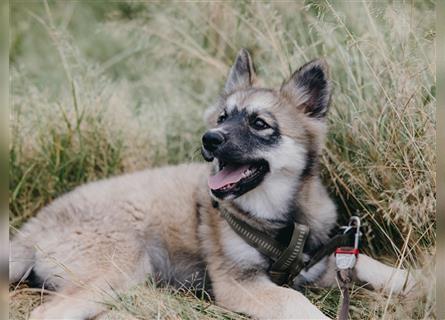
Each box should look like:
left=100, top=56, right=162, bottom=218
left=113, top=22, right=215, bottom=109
left=217, top=111, right=227, bottom=124
left=251, top=118, right=270, bottom=130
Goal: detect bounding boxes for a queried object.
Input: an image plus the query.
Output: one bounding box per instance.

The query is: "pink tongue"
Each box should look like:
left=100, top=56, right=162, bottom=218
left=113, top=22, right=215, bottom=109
left=208, top=164, right=250, bottom=190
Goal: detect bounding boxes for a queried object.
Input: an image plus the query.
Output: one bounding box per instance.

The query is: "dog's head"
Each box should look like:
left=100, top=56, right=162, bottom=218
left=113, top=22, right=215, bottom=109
left=202, top=49, right=331, bottom=219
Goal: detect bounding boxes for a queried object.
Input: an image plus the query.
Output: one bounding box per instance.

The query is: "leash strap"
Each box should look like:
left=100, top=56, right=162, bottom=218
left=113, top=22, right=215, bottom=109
left=335, top=216, right=361, bottom=320
left=304, top=233, right=353, bottom=271
left=337, top=269, right=353, bottom=320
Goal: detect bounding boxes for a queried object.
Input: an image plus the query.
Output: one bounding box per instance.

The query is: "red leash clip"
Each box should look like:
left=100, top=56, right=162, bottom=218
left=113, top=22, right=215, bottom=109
left=335, top=216, right=361, bottom=270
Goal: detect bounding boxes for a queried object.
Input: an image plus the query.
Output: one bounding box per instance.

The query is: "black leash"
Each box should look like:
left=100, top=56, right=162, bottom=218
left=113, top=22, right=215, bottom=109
left=304, top=232, right=354, bottom=271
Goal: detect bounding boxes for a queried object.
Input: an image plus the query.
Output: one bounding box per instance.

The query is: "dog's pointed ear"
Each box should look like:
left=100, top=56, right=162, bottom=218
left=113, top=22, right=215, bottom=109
left=281, top=59, right=331, bottom=119
left=224, top=48, right=256, bottom=94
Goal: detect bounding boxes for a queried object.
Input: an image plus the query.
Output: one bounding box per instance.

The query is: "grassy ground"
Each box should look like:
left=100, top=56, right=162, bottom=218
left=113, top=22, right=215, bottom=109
left=9, top=1, right=435, bottom=319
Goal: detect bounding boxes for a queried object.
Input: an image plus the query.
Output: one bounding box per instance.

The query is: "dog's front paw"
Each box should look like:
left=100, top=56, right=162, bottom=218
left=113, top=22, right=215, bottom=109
left=29, top=302, right=90, bottom=320
left=29, top=304, right=60, bottom=320
left=383, top=268, right=418, bottom=297
left=280, top=299, right=330, bottom=319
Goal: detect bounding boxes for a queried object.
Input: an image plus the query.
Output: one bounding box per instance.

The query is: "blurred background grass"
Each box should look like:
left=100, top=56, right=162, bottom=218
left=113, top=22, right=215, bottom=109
left=9, top=1, right=435, bottom=319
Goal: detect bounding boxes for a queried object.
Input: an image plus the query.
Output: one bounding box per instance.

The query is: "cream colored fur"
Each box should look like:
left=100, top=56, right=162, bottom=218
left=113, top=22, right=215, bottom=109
left=10, top=49, right=417, bottom=320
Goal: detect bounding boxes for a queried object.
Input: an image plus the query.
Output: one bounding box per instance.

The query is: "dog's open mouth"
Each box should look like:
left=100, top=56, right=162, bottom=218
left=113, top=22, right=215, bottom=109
left=208, top=160, right=269, bottom=198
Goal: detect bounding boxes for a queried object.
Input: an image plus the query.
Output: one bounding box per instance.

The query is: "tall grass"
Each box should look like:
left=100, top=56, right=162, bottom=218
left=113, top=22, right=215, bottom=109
left=10, top=1, right=435, bottom=319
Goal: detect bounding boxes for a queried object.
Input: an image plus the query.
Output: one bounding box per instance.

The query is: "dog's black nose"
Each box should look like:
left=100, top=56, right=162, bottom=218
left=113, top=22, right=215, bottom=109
left=202, top=131, right=225, bottom=152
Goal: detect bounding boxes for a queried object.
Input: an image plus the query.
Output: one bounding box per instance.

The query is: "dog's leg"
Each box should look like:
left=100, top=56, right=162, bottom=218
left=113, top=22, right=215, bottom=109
left=316, top=254, right=416, bottom=295
left=212, top=274, right=329, bottom=319
left=29, top=294, right=105, bottom=320
left=28, top=269, right=137, bottom=320
left=29, top=285, right=109, bottom=320
left=354, top=254, right=416, bottom=294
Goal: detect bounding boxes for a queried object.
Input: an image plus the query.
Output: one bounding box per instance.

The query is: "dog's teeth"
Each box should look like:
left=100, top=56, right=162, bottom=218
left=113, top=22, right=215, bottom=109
left=222, top=183, right=234, bottom=191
